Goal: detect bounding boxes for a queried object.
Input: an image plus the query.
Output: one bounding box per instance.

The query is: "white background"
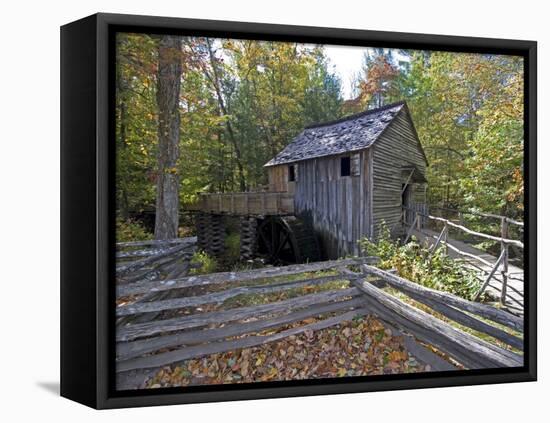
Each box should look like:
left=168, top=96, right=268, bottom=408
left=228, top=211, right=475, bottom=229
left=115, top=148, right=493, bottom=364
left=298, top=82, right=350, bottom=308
left=0, top=0, right=546, bottom=420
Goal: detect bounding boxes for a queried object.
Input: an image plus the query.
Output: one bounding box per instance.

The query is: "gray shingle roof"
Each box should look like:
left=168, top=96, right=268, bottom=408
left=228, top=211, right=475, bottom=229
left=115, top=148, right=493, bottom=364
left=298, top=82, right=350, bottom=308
left=264, top=101, right=405, bottom=167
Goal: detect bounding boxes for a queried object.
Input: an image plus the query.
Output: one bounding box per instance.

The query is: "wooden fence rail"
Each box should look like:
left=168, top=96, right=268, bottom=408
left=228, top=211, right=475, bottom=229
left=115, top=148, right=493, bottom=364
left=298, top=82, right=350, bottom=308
left=116, top=237, right=199, bottom=289
left=115, top=250, right=523, bottom=389
left=356, top=265, right=523, bottom=368
left=115, top=258, right=376, bottom=382
left=429, top=205, right=524, bottom=228
left=402, top=207, right=523, bottom=305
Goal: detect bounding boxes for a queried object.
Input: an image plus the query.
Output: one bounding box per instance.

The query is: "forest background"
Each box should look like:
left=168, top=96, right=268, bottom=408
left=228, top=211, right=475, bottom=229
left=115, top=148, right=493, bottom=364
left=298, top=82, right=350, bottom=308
left=115, top=34, right=524, bottom=240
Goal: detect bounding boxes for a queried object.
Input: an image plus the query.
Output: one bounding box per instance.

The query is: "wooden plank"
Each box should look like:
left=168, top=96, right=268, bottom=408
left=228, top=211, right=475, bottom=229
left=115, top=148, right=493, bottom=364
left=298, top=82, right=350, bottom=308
left=116, top=237, right=196, bottom=249
left=381, top=320, right=457, bottom=372
left=116, top=242, right=195, bottom=277
left=473, top=250, right=506, bottom=301
left=118, top=251, right=195, bottom=285
left=500, top=218, right=510, bottom=305
left=403, top=290, right=523, bottom=350
left=423, top=214, right=524, bottom=248
left=116, top=275, right=351, bottom=317
left=117, top=257, right=376, bottom=297
left=117, top=298, right=364, bottom=361
left=419, top=228, right=496, bottom=268
left=117, top=247, right=180, bottom=259
left=430, top=206, right=524, bottom=227
left=361, top=264, right=523, bottom=332
left=117, top=287, right=361, bottom=341
left=353, top=280, right=523, bottom=369
left=116, top=308, right=368, bottom=372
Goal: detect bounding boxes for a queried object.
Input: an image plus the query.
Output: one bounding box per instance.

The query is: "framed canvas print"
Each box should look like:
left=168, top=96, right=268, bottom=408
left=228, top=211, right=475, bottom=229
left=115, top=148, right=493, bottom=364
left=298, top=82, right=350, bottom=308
left=60, top=13, right=537, bottom=409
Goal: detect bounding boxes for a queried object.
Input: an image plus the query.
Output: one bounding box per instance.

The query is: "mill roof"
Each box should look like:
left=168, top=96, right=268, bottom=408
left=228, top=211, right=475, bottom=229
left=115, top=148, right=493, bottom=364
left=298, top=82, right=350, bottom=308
left=265, top=101, right=408, bottom=167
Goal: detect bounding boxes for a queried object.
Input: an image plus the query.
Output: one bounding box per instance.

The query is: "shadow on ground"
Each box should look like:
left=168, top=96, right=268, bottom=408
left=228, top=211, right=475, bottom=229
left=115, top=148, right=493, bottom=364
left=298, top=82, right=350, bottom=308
left=36, top=381, right=59, bottom=396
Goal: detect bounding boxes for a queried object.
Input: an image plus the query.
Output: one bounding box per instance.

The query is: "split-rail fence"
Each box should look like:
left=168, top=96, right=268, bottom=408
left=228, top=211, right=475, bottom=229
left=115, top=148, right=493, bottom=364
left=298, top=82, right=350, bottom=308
left=401, top=206, right=524, bottom=308
left=115, top=238, right=523, bottom=389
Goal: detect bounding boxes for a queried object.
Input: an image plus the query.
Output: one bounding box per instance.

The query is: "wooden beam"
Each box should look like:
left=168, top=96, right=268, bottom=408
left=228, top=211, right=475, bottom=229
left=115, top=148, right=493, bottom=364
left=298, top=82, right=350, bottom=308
left=117, top=257, right=377, bottom=297
left=404, top=214, right=419, bottom=243
left=473, top=250, right=506, bottom=302
left=401, top=168, right=415, bottom=195
left=116, top=275, right=351, bottom=317
left=428, top=224, right=447, bottom=256
left=116, top=237, right=196, bottom=249
left=117, top=308, right=368, bottom=372
left=426, top=214, right=523, bottom=248
left=381, top=319, right=458, bottom=372
left=353, top=280, right=522, bottom=369
left=117, top=298, right=364, bottom=361
left=361, top=264, right=523, bottom=332
left=117, top=287, right=362, bottom=341
left=116, top=242, right=195, bottom=277
left=404, top=290, right=523, bottom=350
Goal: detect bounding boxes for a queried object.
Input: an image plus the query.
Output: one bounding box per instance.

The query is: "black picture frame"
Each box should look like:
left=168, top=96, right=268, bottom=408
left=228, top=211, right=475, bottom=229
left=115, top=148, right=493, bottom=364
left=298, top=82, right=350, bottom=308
left=60, top=12, right=537, bottom=409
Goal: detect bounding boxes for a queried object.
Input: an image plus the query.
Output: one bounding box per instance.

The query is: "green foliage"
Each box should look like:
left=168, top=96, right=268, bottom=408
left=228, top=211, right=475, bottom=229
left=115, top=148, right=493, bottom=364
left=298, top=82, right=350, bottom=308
left=116, top=34, right=524, bottom=235
left=224, top=232, right=241, bottom=264
left=359, top=224, right=482, bottom=300
left=116, top=34, right=344, bottom=213
left=116, top=217, right=152, bottom=242
left=353, top=50, right=524, bottom=219
left=115, top=33, right=159, bottom=216
left=190, top=251, right=218, bottom=275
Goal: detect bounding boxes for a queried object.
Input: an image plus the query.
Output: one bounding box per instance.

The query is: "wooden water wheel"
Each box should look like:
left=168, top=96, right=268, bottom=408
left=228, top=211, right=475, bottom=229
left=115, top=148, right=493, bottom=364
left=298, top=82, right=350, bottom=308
left=257, top=216, right=321, bottom=265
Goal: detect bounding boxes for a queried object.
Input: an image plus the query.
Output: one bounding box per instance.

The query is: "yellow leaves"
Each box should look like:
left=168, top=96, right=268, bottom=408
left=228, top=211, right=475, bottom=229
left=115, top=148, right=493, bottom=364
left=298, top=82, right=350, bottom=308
left=255, top=354, right=265, bottom=366
left=261, top=367, right=279, bottom=381
left=143, top=314, right=432, bottom=390
left=387, top=351, right=408, bottom=362
left=370, top=320, right=385, bottom=332
left=165, top=167, right=179, bottom=175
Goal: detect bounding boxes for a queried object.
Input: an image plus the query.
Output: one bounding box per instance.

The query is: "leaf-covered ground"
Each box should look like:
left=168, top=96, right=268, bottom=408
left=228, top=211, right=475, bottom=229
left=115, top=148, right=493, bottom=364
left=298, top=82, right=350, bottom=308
left=145, top=315, right=433, bottom=388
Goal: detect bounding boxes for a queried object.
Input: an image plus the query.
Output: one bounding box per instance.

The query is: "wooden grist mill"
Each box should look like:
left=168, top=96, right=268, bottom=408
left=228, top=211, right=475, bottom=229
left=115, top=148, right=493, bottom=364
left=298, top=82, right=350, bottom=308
left=191, top=101, right=428, bottom=264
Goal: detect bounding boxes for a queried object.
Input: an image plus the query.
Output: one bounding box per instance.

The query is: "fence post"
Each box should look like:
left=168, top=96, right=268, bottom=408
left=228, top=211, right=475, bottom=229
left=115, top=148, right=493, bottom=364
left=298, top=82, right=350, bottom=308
left=443, top=222, right=448, bottom=255
left=500, top=217, right=509, bottom=306
left=404, top=211, right=418, bottom=243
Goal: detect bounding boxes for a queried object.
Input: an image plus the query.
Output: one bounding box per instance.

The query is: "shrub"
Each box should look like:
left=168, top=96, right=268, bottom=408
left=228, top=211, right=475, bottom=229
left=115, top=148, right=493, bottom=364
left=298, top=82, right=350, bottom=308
left=359, top=224, right=482, bottom=300
left=190, top=251, right=218, bottom=275
left=116, top=217, right=152, bottom=242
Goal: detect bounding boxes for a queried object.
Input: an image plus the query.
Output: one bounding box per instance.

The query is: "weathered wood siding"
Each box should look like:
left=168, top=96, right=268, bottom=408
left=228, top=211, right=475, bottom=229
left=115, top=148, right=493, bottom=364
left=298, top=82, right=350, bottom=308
left=267, top=164, right=295, bottom=194
left=372, top=109, right=427, bottom=237
left=294, top=151, right=372, bottom=259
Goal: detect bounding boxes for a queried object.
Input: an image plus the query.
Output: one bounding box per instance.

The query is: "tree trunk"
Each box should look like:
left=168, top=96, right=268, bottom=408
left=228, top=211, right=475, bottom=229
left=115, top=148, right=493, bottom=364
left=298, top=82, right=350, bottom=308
left=205, top=39, right=247, bottom=192
left=154, top=35, right=182, bottom=240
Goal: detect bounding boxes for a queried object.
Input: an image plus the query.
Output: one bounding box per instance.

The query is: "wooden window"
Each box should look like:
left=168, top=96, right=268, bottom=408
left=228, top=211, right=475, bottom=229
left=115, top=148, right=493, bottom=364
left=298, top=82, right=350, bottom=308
left=288, top=164, right=296, bottom=182
left=340, top=156, right=351, bottom=177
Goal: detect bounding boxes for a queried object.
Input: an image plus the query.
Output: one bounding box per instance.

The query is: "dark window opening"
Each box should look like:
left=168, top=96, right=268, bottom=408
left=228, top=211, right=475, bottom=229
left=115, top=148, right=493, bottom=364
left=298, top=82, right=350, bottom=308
left=288, top=165, right=296, bottom=182
left=340, top=156, right=351, bottom=177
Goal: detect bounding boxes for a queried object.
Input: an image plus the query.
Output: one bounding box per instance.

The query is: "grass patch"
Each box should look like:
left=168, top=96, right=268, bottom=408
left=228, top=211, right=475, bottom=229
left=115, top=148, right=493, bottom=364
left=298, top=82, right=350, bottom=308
left=383, top=285, right=523, bottom=354
left=222, top=278, right=351, bottom=308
